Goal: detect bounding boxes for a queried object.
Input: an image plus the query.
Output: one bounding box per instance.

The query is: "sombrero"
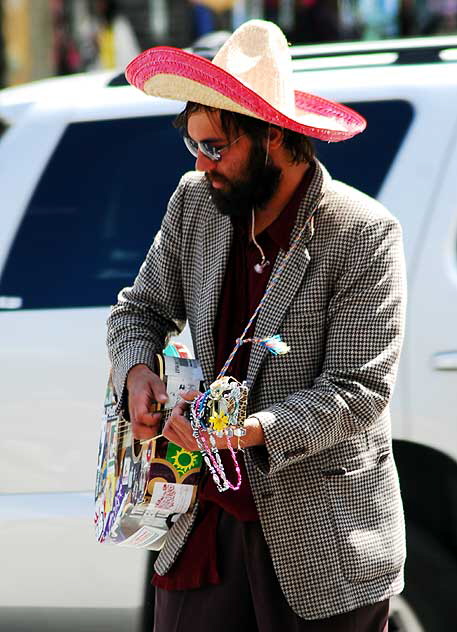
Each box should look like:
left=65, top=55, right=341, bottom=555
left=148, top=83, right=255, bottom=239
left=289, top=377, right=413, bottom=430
left=125, top=20, right=366, bottom=142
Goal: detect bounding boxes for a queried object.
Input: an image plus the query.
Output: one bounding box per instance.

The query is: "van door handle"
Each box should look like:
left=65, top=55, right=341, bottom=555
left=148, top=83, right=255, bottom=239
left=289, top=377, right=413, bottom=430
left=432, top=352, right=457, bottom=370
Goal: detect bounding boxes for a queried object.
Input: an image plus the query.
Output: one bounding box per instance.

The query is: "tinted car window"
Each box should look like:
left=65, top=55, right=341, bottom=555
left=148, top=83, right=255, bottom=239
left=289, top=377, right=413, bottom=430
left=0, top=101, right=413, bottom=310
left=314, top=100, right=413, bottom=196
left=0, top=116, right=194, bottom=309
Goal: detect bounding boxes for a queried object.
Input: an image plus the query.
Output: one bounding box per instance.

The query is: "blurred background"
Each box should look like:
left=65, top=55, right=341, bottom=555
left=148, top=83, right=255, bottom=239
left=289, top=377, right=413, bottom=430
left=0, top=0, right=456, bottom=90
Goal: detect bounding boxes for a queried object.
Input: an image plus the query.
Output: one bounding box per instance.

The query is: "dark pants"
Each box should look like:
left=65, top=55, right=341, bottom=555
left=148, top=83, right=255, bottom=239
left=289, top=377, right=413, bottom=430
left=154, top=510, right=389, bottom=632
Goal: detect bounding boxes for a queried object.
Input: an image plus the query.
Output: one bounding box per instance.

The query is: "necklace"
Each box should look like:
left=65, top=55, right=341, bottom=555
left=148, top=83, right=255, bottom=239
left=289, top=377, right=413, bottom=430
left=251, top=208, right=270, bottom=273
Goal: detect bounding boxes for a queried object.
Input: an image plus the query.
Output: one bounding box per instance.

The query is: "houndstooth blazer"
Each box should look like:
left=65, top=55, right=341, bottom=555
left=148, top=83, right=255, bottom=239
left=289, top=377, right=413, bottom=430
left=107, top=160, right=407, bottom=620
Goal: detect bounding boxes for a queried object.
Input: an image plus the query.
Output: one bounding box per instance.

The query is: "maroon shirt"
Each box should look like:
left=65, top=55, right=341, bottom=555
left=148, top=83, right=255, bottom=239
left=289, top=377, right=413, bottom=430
left=153, top=166, right=313, bottom=590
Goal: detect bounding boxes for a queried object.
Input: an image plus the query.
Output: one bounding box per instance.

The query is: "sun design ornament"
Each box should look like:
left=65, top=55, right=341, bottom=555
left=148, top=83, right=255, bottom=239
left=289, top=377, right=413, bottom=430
left=170, top=447, right=200, bottom=475
left=209, top=411, right=229, bottom=433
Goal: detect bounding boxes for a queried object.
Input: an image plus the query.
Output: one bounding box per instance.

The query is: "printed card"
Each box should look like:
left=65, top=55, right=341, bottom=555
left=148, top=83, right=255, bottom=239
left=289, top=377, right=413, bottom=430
left=149, top=482, right=194, bottom=516
left=118, top=525, right=167, bottom=549
left=163, top=357, right=203, bottom=409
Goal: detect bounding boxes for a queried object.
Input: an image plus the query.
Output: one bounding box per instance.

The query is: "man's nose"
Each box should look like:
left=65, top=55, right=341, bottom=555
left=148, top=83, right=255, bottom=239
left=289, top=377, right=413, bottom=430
left=195, top=150, right=216, bottom=172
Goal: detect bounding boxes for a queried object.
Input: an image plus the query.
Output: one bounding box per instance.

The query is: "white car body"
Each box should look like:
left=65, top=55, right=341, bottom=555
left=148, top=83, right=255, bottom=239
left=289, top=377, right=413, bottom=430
left=1, top=36, right=457, bottom=631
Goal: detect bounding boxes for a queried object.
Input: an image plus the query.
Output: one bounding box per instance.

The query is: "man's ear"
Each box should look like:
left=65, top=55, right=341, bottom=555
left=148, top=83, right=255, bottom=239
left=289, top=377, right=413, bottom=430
left=267, top=126, right=284, bottom=150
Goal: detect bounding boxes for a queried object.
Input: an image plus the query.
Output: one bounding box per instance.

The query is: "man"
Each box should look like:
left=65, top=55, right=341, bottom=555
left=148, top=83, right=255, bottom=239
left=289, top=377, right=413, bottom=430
left=107, top=19, right=406, bottom=631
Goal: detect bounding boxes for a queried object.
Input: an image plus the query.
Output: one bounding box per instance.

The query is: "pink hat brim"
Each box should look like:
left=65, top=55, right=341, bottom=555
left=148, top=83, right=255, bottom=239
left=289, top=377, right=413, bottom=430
left=126, top=46, right=366, bottom=142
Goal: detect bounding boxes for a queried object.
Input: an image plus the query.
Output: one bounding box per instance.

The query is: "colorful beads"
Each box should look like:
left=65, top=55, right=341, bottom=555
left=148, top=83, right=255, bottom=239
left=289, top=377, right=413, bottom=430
left=189, top=376, right=248, bottom=493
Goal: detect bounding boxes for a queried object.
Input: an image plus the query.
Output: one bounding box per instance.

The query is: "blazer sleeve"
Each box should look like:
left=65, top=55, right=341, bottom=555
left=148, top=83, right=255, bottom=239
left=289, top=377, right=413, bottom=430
left=252, top=216, right=407, bottom=475
left=106, top=178, right=187, bottom=410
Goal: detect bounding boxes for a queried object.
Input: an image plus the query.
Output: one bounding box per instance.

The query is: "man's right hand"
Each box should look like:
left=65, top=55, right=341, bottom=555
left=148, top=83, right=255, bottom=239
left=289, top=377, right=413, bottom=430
left=126, top=364, right=168, bottom=440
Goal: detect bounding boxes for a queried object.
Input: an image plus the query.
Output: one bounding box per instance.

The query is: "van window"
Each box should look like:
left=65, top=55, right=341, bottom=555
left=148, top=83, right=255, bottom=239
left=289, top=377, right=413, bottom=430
left=314, top=100, right=413, bottom=197
left=0, top=116, right=194, bottom=309
left=0, top=101, right=413, bottom=310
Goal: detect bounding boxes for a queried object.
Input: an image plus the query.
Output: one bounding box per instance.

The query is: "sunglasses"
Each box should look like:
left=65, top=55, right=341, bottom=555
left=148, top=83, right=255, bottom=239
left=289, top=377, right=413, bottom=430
left=183, top=134, right=245, bottom=162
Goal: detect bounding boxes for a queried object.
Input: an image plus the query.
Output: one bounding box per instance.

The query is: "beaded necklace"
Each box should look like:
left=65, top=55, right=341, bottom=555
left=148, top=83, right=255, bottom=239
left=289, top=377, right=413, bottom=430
left=190, top=199, right=320, bottom=492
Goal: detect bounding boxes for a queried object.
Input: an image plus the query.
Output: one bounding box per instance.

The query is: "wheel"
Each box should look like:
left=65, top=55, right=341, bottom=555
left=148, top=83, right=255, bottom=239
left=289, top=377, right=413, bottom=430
left=389, top=520, right=457, bottom=631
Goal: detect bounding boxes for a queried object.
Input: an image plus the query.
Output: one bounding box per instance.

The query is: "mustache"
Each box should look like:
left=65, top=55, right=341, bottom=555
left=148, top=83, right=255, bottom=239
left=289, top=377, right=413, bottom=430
left=205, top=172, right=228, bottom=186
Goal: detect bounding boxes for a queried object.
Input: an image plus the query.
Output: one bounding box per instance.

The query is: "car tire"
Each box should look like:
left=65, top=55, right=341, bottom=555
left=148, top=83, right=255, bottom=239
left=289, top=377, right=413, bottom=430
left=389, top=520, right=457, bottom=631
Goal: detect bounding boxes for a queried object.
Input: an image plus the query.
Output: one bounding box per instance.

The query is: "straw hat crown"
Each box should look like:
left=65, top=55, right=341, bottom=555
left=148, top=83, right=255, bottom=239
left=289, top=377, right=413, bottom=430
left=212, top=20, right=296, bottom=118
left=125, top=19, right=366, bottom=142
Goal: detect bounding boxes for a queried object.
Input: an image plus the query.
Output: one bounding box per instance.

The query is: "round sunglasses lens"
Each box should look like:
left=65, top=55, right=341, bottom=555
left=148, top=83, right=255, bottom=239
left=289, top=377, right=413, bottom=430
left=184, top=136, right=198, bottom=158
left=200, top=143, right=220, bottom=161
left=183, top=136, right=198, bottom=157
left=183, top=136, right=221, bottom=161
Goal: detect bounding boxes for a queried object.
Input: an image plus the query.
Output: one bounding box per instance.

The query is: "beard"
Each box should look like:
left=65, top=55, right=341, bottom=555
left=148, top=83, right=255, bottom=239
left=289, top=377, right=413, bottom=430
left=206, top=142, right=282, bottom=217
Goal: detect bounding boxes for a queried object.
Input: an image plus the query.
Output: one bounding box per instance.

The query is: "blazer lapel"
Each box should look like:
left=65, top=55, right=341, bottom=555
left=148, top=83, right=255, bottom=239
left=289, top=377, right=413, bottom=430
left=246, top=221, right=312, bottom=389
left=193, top=160, right=328, bottom=389
left=247, top=163, right=327, bottom=388
left=194, top=210, right=233, bottom=387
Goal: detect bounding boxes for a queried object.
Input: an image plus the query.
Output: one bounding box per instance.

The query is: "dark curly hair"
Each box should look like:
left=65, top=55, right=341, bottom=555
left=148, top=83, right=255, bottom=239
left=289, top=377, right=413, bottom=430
left=174, top=102, right=315, bottom=165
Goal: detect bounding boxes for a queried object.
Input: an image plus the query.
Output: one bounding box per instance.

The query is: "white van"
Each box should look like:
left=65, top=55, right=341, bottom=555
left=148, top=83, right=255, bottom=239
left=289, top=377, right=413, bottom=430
left=1, top=36, right=457, bottom=632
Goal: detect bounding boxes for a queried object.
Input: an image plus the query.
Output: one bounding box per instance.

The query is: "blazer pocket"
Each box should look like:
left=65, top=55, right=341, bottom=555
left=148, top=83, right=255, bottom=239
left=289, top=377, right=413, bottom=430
left=324, top=454, right=406, bottom=584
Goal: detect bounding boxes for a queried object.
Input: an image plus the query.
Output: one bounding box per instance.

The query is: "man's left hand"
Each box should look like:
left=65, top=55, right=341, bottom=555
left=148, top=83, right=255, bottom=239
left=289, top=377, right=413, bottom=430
left=163, top=389, right=266, bottom=450
left=162, top=389, right=202, bottom=451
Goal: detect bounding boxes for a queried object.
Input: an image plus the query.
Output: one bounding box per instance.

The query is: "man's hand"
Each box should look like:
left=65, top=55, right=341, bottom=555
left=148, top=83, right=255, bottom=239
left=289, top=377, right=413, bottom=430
left=163, top=391, right=266, bottom=450
left=163, top=390, right=230, bottom=451
left=126, top=364, right=168, bottom=440
left=163, top=390, right=201, bottom=451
